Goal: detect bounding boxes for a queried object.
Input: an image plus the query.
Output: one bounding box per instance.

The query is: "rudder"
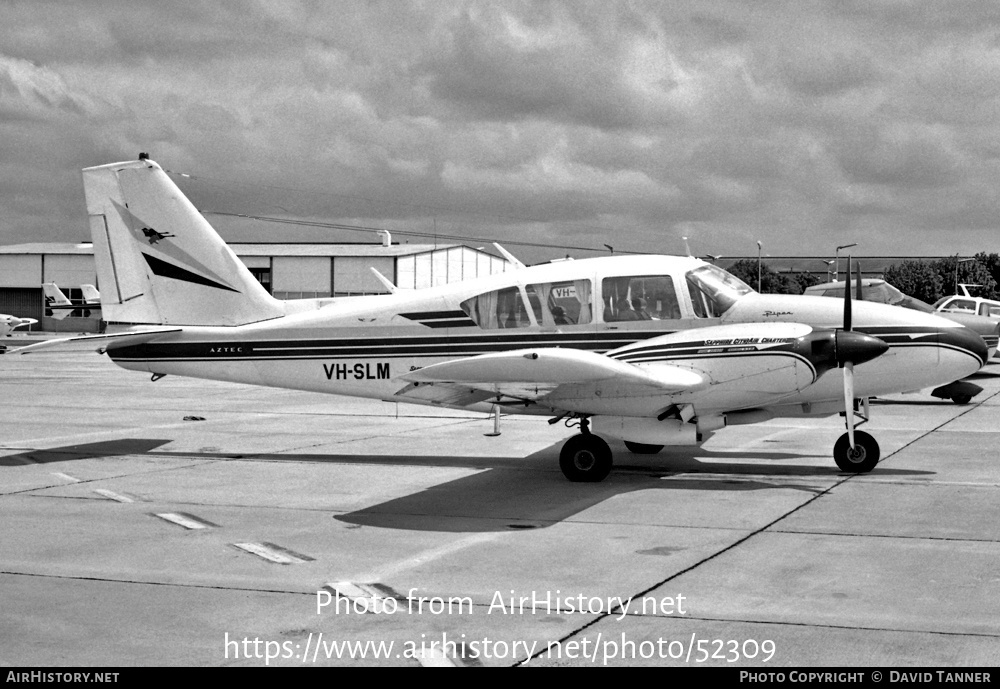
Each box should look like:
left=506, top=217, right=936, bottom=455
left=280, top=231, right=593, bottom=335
left=84, top=158, right=284, bottom=327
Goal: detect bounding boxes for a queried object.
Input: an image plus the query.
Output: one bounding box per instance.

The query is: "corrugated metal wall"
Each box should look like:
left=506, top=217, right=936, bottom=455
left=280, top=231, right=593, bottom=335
left=0, top=288, right=43, bottom=323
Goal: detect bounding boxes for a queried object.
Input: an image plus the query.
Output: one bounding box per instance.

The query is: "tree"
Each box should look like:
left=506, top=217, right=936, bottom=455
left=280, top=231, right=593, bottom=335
left=790, top=271, right=824, bottom=294
left=974, top=252, right=1000, bottom=294
left=726, top=258, right=799, bottom=294
left=883, top=260, right=944, bottom=303
left=931, top=256, right=998, bottom=300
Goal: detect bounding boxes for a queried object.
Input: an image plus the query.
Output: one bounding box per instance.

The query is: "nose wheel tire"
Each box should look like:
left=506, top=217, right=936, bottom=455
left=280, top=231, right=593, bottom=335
left=560, top=433, right=613, bottom=482
left=833, top=430, right=880, bottom=473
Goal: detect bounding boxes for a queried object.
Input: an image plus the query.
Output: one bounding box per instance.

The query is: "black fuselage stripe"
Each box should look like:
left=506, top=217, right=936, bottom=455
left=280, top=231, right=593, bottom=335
left=106, top=327, right=984, bottom=366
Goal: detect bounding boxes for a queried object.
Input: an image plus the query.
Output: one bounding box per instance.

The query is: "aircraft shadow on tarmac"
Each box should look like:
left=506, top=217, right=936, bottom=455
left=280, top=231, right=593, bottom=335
left=327, top=443, right=933, bottom=532
left=0, top=437, right=933, bottom=532
left=0, top=438, right=172, bottom=466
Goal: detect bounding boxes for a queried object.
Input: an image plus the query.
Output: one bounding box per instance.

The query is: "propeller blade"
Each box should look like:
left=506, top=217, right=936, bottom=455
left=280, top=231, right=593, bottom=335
left=855, top=261, right=863, bottom=301
left=843, top=361, right=855, bottom=449
left=843, top=255, right=853, bottom=332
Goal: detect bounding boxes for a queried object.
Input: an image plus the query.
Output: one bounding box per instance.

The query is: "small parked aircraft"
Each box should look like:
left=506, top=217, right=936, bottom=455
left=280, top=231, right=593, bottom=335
left=42, top=283, right=102, bottom=319
left=12, top=158, right=989, bottom=481
left=1, top=313, right=37, bottom=337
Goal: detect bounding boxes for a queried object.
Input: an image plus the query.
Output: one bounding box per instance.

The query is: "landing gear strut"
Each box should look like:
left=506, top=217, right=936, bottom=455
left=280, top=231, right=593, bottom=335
left=559, top=417, right=613, bottom=482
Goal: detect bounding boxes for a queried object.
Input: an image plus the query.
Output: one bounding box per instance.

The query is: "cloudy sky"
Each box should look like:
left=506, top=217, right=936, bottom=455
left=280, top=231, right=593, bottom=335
left=3, top=1, right=1000, bottom=264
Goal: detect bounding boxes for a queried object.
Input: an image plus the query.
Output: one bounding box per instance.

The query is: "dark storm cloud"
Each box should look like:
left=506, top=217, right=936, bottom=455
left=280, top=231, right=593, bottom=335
left=2, top=0, right=1000, bottom=260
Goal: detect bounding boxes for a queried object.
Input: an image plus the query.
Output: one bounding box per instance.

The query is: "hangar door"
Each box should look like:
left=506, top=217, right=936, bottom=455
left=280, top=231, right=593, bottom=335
left=0, top=288, right=43, bottom=324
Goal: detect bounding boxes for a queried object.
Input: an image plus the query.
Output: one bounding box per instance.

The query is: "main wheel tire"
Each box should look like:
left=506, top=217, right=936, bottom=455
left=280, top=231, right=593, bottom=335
left=833, top=430, right=880, bottom=473
left=624, top=440, right=664, bottom=455
left=952, top=393, right=973, bottom=405
left=559, top=433, right=613, bottom=482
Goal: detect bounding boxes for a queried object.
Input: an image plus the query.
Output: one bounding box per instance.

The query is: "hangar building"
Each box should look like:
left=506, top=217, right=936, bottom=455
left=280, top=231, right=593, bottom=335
left=0, top=241, right=511, bottom=333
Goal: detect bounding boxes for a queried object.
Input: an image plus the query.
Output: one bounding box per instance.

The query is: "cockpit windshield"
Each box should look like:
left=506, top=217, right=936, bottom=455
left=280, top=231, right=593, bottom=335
left=821, top=282, right=936, bottom=313
left=685, top=265, right=753, bottom=318
left=881, top=283, right=934, bottom=313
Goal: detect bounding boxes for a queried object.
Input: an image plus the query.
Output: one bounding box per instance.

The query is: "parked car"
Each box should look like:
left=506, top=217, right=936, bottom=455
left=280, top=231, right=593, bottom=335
left=933, top=285, right=1000, bottom=320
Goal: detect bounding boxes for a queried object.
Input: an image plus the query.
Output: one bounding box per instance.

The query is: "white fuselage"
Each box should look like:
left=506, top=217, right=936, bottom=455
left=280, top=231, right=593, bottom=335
left=104, top=255, right=986, bottom=420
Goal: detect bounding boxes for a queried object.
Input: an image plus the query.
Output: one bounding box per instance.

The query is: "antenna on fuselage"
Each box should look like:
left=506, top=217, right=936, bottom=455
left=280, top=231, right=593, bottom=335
left=493, top=243, right=526, bottom=270
left=369, top=267, right=399, bottom=293
left=682, top=236, right=692, bottom=257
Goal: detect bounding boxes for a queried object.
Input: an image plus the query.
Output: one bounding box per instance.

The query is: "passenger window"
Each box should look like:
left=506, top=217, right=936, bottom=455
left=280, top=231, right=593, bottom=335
left=460, top=287, right=532, bottom=329
left=525, top=280, right=592, bottom=326
left=946, top=299, right=976, bottom=313
left=601, top=276, right=681, bottom=322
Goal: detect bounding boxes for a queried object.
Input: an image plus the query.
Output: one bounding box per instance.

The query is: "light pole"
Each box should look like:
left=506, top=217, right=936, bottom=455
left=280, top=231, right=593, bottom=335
left=954, top=256, right=975, bottom=295
left=756, top=241, right=763, bottom=292
left=835, top=243, right=857, bottom=282
left=821, top=260, right=836, bottom=282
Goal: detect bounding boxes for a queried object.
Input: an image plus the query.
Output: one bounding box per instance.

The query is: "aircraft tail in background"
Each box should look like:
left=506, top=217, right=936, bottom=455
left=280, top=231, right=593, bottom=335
left=82, top=158, right=285, bottom=327
left=81, top=284, right=101, bottom=305
left=42, top=283, right=74, bottom=320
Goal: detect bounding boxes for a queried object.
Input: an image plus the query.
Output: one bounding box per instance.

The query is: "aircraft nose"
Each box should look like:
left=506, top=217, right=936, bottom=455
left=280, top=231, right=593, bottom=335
left=836, top=331, right=889, bottom=366
left=941, top=325, right=989, bottom=368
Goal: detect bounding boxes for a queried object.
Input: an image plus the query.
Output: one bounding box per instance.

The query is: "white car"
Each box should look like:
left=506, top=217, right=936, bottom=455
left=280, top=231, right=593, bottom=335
left=934, top=289, right=1000, bottom=320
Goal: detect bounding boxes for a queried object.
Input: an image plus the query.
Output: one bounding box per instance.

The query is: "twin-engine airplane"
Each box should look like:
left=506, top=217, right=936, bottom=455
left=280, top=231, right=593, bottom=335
left=43, top=283, right=102, bottom=319
left=13, top=158, right=989, bottom=481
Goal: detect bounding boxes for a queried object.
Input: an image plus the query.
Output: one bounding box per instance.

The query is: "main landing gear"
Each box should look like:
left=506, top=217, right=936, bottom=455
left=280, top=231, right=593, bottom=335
left=559, top=418, right=613, bottom=482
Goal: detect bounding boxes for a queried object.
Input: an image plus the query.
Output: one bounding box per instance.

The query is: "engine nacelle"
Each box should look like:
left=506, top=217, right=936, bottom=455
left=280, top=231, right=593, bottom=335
left=591, top=416, right=699, bottom=445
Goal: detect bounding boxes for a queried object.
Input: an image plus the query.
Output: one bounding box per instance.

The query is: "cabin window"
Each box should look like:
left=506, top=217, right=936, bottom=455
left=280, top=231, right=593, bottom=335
left=941, top=298, right=976, bottom=313
left=601, top=275, right=681, bottom=322
left=524, top=280, right=592, bottom=326
left=685, top=265, right=752, bottom=318
left=460, top=286, right=532, bottom=329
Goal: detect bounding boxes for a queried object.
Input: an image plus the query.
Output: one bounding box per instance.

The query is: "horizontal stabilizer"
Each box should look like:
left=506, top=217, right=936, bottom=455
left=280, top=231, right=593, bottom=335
left=9, top=328, right=182, bottom=355
left=401, top=348, right=704, bottom=392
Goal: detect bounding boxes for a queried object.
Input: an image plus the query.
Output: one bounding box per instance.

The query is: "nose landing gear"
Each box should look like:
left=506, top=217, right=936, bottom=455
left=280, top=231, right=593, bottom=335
left=833, top=429, right=880, bottom=473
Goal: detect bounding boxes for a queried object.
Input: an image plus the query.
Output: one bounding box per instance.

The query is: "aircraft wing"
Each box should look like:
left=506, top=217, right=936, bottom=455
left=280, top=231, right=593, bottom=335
left=7, top=328, right=183, bottom=355
left=396, top=348, right=705, bottom=406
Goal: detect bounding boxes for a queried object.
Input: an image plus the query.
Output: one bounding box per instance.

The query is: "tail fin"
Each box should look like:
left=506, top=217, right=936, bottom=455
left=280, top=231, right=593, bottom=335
left=83, top=158, right=284, bottom=326
left=42, top=283, right=73, bottom=320
left=80, top=284, right=101, bottom=305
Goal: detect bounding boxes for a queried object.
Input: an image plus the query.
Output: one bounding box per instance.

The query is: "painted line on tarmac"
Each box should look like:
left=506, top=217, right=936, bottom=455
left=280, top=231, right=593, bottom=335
left=323, top=581, right=403, bottom=612
left=50, top=472, right=80, bottom=483
left=153, top=512, right=217, bottom=530
left=416, top=646, right=458, bottom=668
left=93, top=489, right=135, bottom=503
left=354, top=532, right=502, bottom=583
left=233, top=542, right=314, bottom=565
